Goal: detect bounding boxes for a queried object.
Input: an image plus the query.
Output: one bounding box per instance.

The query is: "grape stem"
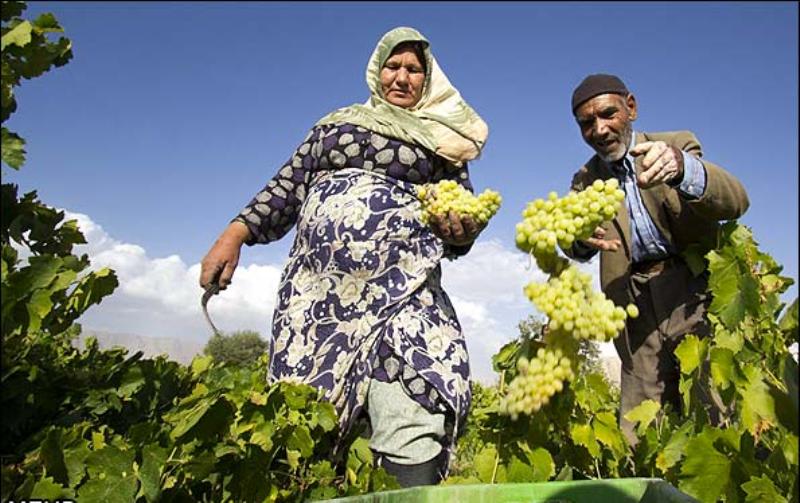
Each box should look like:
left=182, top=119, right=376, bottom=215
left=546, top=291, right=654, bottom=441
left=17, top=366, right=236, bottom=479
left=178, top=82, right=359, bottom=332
left=492, top=370, right=507, bottom=484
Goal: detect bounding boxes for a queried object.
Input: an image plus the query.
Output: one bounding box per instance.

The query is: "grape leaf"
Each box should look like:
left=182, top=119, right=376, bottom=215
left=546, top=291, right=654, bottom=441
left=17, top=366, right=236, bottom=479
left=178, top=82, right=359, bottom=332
left=287, top=425, right=313, bottom=458
left=707, top=246, right=760, bottom=329
left=526, top=447, right=555, bottom=482
left=592, top=412, right=626, bottom=456
left=40, top=428, right=68, bottom=486
left=30, top=475, right=74, bottom=499
left=1, top=20, right=32, bottom=50
left=678, top=429, right=731, bottom=503
left=675, top=335, right=708, bottom=375
left=1, top=127, right=26, bottom=169
left=655, top=421, right=693, bottom=474
left=138, top=443, right=167, bottom=503
left=506, top=455, right=534, bottom=482
left=623, top=399, right=660, bottom=436
left=80, top=445, right=138, bottom=503
left=739, top=366, right=777, bottom=436
left=570, top=423, right=600, bottom=457
left=741, top=475, right=788, bottom=503
left=474, top=445, right=498, bottom=482
left=710, top=347, right=736, bottom=390
left=778, top=298, right=798, bottom=343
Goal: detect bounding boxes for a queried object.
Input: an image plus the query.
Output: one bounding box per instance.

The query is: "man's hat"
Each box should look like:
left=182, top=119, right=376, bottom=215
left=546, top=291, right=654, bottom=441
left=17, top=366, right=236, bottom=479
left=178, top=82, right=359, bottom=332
left=571, top=74, right=629, bottom=113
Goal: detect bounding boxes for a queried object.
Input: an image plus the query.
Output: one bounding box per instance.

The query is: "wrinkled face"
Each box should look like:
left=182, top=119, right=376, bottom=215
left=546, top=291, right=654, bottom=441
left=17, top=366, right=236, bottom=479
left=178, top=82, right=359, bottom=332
left=380, top=44, right=426, bottom=109
left=574, top=93, right=637, bottom=163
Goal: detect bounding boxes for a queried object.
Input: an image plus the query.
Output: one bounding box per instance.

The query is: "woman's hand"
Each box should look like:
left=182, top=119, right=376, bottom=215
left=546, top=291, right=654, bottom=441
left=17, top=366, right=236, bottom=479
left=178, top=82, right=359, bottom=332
left=428, top=211, right=483, bottom=247
left=199, top=221, right=250, bottom=291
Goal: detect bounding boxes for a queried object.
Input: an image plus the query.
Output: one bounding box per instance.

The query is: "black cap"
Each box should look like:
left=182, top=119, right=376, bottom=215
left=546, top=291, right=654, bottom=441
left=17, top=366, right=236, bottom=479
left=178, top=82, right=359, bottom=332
left=571, top=74, right=629, bottom=112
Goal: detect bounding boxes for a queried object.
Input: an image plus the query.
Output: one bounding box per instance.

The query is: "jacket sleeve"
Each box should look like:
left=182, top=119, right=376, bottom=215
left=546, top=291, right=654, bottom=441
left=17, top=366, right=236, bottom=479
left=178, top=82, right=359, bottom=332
left=671, top=131, right=750, bottom=221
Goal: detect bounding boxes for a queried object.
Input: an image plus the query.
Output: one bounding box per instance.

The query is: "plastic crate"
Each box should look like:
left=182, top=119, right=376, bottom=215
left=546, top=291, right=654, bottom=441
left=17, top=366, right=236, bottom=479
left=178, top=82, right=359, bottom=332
left=320, top=478, right=696, bottom=503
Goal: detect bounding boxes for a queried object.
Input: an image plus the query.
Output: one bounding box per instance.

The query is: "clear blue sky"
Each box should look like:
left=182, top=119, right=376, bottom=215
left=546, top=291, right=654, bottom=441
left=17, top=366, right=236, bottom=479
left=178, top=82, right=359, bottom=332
left=6, top=2, right=798, bottom=358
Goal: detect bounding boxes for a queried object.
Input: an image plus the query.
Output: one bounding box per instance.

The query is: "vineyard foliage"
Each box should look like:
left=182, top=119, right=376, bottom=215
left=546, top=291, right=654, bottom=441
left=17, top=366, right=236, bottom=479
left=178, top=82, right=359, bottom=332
left=2, top=2, right=798, bottom=503
left=1, top=3, right=397, bottom=501
left=447, top=222, right=798, bottom=502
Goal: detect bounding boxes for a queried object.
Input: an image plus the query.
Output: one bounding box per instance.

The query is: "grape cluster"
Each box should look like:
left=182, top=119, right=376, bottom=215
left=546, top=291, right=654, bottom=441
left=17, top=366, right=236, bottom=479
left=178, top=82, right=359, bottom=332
left=515, top=178, right=625, bottom=262
left=499, top=179, right=635, bottom=420
left=499, top=347, right=574, bottom=420
left=418, top=180, right=502, bottom=225
left=523, top=265, right=638, bottom=343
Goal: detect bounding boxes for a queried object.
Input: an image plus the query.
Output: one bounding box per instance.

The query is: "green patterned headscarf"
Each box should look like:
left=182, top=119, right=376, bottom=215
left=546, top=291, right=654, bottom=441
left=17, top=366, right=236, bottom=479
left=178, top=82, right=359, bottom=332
left=315, top=27, right=488, bottom=167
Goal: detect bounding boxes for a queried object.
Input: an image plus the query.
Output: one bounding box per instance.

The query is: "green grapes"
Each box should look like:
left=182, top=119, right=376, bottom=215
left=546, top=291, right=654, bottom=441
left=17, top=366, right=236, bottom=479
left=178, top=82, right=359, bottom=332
left=419, top=180, right=502, bottom=225
left=523, top=265, right=637, bottom=343
left=515, top=178, right=625, bottom=264
left=500, top=178, right=634, bottom=420
left=499, top=347, right=575, bottom=421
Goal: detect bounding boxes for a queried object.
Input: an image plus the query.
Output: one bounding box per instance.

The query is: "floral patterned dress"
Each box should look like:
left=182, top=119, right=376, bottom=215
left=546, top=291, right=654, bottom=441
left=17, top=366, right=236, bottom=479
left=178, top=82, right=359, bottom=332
left=235, top=122, right=473, bottom=441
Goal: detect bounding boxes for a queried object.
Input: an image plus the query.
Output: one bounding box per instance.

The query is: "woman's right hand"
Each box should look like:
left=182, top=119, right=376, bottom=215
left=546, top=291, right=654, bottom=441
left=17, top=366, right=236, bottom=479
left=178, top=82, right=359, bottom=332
left=199, top=221, right=251, bottom=291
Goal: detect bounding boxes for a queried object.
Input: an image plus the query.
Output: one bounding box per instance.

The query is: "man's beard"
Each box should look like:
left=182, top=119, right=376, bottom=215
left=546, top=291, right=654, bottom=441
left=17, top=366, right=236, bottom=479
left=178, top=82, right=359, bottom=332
left=597, top=124, right=632, bottom=163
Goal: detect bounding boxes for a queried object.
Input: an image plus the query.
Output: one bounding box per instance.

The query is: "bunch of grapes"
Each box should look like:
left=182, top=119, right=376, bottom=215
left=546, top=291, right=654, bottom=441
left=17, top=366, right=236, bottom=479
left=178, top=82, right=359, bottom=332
left=523, top=265, right=639, bottom=343
left=499, top=347, right=575, bottom=421
left=499, top=179, right=635, bottom=420
left=418, top=180, right=502, bottom=225
left=515, top=178, right=625, bottom=261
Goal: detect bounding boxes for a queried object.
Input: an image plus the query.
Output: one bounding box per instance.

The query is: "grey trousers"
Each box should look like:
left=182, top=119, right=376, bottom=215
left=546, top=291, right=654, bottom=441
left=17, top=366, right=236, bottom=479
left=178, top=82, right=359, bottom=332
left=366, top=379, right=446, bottom=465
left=615, top=260, right=715, bottom=445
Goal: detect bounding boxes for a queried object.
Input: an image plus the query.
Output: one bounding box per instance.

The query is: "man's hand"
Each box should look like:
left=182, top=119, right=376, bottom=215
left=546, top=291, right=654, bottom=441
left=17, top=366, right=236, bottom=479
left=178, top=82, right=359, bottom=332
left=581, top=226, right=622, bottom=252
left=629, top=140, right=684, bottom=189
left=429, top=211, right=482, bottom=247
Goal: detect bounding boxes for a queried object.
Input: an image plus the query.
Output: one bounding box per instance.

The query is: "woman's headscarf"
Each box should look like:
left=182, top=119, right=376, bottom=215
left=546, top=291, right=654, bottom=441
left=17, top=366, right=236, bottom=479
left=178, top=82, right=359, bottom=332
left=315, top=27, right=488, bottom=167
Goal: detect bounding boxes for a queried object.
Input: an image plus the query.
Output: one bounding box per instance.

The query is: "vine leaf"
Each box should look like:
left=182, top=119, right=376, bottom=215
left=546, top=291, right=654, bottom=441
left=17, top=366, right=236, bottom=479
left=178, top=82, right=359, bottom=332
left=570, top=423, right=599, bottom=457
left=30, top=475, right=75, bottom=499
left=526, top=447, right=555, bottom=482
left=707, top=241, right=760, bottom=330
left=592, top=412, right=626, bottom=457
left=138, top=443, right=167, bottom=503
left=474, top=445, right=498, bottom=482
left=79, top=445, right=138, bottom=503
left=741, top=475, right=788, bottom=503
left=678, top=429, right=731, bottom=503
left=1, top=127, right=26, bottom=169
left=623, top=399, right=660, bottom=436
left=675, top=335, right=708, bottom=375
left=709, top=348, right=736, bottom=390
left=655, top=421, right=693, bottom=474
left=739, top=366, right=776, bottom=437
left=1, top=20, right=32, bottom=50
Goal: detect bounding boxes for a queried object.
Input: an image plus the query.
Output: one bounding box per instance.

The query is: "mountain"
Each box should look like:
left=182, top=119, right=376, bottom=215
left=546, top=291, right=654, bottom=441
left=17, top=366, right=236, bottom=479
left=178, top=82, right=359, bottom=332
left=76, top=329, right=206, bottom=365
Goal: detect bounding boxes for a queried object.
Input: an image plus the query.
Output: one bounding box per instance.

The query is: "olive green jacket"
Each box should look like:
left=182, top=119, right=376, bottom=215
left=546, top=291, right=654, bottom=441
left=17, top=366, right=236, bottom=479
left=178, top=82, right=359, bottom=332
left=565, top=130, right=750, bottom=306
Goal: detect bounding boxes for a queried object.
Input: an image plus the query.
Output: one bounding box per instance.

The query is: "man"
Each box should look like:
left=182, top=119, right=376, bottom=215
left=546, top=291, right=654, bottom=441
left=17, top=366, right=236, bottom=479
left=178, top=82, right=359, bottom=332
left=563, top=74, right=749, bottom=444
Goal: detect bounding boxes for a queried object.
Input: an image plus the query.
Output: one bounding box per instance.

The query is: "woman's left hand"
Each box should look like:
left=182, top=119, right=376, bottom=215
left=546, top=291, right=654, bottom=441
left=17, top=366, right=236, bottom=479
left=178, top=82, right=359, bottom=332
left=429, top=211, right=483, bottom=246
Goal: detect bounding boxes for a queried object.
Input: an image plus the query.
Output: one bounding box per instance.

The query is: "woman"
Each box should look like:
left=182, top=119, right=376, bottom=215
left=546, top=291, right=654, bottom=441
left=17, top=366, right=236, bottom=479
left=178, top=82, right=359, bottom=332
left=199, top=26, right=488, bottom=486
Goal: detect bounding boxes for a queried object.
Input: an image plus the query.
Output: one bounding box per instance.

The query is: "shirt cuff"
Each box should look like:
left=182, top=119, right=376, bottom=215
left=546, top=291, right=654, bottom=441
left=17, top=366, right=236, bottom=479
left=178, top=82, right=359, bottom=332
left=675, top=151, right=707, bottom=199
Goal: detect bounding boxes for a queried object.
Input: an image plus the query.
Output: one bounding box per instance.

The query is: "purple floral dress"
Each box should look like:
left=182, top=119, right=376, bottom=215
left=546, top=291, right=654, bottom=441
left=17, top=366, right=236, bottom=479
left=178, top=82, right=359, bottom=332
left=235, top=122, right=473, bottom=441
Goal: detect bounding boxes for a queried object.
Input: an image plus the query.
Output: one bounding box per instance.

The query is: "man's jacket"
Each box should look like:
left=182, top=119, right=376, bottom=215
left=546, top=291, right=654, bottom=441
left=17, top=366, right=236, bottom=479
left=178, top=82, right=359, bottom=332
left=565, top=130, right=750, bottom=306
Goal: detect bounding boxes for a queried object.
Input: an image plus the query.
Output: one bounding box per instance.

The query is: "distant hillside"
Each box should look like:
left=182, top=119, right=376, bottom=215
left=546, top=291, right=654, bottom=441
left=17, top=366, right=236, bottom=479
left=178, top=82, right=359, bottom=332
left=76, top=329, right=206, bottom=365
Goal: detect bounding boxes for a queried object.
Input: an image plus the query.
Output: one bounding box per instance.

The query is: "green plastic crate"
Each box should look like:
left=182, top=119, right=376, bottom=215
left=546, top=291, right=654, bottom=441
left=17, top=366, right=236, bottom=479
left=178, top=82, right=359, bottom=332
left=321, top=478, right=697, bottom=503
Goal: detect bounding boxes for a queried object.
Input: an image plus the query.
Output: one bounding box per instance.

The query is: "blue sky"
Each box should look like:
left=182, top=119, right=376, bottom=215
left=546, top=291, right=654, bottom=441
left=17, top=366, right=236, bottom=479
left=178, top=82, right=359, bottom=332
left=6, top=2, right=797, bottom=382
